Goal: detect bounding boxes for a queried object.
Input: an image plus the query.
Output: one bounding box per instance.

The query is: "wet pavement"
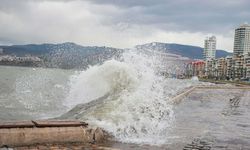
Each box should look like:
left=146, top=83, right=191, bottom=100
left=4, top=87, right=250, bottom=150
left=166, top=88, right=250, bottom=149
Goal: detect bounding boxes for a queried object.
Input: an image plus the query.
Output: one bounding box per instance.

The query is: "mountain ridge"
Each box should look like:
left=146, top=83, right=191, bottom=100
left=0, top=42, right=123, bottom=69
left=136, top=42, right=232, bottom=59
left=0, top=42, right=232, bottom=59
left=0, top=42, right=232, bottom=69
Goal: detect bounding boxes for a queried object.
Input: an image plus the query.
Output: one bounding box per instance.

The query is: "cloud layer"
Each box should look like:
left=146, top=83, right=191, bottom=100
left=0, top=0, right=249, bottom=51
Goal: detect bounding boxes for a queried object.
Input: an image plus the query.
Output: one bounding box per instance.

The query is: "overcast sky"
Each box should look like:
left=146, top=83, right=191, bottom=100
left=0, top=0, right=249, bottom=51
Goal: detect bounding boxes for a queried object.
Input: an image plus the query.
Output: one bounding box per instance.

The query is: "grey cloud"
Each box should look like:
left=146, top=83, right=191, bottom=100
left=1, top=0, right=249, bottom=34
left=0, top=0, right=248, bottom=50
left=86, top=0, right=250, bottom=34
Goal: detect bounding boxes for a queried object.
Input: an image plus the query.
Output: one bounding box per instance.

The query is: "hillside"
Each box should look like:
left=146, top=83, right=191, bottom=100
left=136, top=42, right=232, bottom=59
left=0, top=42, right=232, bottom=69
left=0, top=42, right=122, bottom=69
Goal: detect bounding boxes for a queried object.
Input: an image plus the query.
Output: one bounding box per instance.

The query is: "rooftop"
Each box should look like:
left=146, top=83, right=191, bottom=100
left=239, top=23, right=250, bottom=28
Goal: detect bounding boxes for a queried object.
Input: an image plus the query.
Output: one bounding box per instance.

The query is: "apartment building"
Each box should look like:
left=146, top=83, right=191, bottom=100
left=203, top=36, right=216, bottom=60
left=218, top=58, right=227, bottom=79
left=233, top=55, right=245, bottom=80
left=186, top=60, right=205, bottom=77
left=226, top=56, right=233, bottom=79
left=233, top=24, right=250, bottom=56
left=244, top=53, right=250, bottom=79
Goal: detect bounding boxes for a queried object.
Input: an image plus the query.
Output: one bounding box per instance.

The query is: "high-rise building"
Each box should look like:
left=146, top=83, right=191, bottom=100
left=233, top=24, right=250, bottom=56
left=203, top=36, right=216, bottom=60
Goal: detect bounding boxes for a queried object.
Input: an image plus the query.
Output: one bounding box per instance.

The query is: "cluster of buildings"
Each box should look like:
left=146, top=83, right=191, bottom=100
left=186, top=24, right=250, bottom=81
left=0, top=55, right=43, bottom=67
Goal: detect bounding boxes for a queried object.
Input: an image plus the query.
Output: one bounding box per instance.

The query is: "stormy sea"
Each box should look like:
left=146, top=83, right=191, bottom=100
left=1, top=49, right=250, bottom=149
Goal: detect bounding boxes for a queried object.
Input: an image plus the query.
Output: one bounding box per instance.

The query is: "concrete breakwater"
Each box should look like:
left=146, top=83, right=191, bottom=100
left=0, top=120, right=107, bottom=148
left=171, top=85, right=250, bottom=104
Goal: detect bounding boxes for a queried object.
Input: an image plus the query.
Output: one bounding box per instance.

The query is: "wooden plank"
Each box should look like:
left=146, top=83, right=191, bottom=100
left=0, top=121, right=35, bottom=128
left=32, top=120, right=88, bottom=127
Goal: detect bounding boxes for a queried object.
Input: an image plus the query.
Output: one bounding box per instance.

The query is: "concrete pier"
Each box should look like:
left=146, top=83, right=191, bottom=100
left=171, top=85, right=250, bottom=104
left=0, top=120, right=106, bottom=148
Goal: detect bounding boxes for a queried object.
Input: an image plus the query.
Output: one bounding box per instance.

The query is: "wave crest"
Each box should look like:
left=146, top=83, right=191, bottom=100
left=63, top=49, right=198, bottom=145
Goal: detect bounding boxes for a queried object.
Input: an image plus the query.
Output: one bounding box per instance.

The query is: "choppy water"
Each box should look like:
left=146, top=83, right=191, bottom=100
left=0, top=66, right=74, bottom=120
left=60, top=50, right=200, bottom=145
left=0, top=49, right=200, bottom=146
left=1, top=49, right=250, bottom=149
left=11, top=49, right=250, bottom=149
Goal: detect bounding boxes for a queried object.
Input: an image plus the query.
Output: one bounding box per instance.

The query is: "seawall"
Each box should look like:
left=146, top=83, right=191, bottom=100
left=171, top=85, right=250, bottom=104
left=0, top=120, right=106, bottom=148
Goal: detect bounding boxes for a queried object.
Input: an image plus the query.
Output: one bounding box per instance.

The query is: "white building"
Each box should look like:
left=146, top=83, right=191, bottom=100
left=203, top=36, right=216, bottom=60
left=233, top=24, right=250, bottom=56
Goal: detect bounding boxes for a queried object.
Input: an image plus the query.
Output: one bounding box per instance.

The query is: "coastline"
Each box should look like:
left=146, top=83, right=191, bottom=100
left=199, top=78, right=250, bottom=86
left=1, top=84, right=250, bottom=149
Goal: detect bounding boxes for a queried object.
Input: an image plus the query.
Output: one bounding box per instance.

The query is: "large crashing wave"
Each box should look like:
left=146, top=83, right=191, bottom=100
left=63, top=49, right=199, bottom=145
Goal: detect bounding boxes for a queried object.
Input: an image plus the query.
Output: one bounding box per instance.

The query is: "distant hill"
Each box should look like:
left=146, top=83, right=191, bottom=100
left=0, top=42, right=122, bottom=69
left=0, top=42, right=232, bottom=69
left=136, top=42, right=232, bottom=59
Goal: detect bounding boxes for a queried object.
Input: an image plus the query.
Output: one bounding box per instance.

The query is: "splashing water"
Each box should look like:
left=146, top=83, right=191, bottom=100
left=63, top=49, right=200, bottom=145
